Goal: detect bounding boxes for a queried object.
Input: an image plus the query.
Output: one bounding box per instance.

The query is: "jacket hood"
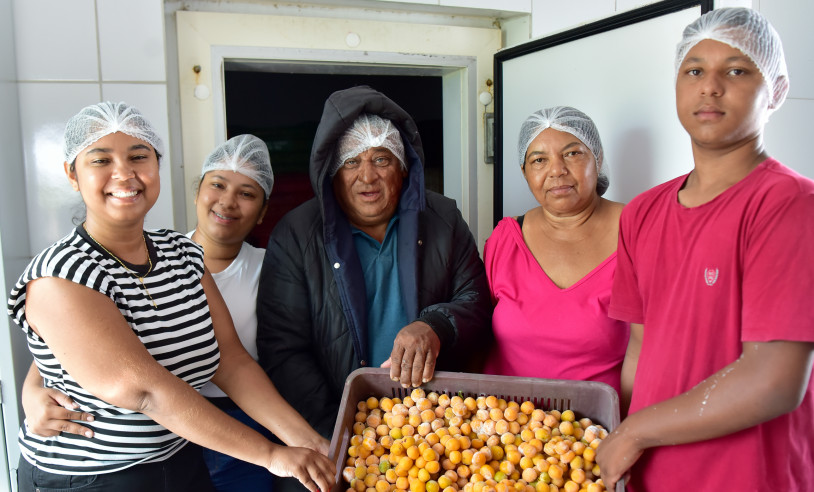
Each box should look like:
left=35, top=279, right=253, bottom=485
left=309, top=85, right=426, bottom=217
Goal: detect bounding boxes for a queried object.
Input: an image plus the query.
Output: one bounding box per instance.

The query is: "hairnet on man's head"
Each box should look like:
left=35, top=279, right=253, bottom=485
left=330, top=114, right=407, bottom=177
left=518, top=106, right=609, bottom=196
left=201, top=134, right=274, bottom=199
left=64, top=101, right=164, bottom=165
left=675, top=7, right=789, bottom=110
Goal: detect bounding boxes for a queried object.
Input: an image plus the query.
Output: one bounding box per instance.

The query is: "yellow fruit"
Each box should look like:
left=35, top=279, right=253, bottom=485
left=521, top=467, right=538, bottom=483
left=558, top=422, right=574, bottom=437
left=386, top=469, right=399, bottom=483
left=411, top=479, right=426, bottom=492
left=562, top=481, right=578, bottom=492
left=344, top=395, right=608, bottom=492
left=569, top=468, right=585, bottom=484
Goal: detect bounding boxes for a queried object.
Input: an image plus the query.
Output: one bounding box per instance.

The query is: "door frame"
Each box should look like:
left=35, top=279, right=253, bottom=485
left=174, top=10, right=501, bottom=246
left=208, top=46, right=478, bottom=236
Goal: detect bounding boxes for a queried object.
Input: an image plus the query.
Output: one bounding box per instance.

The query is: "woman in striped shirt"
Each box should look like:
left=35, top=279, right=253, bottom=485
left=8, top=102, right=335, bottom=492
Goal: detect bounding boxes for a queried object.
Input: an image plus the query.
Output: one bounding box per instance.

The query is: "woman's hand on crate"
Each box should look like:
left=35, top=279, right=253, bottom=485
left=300, top=434, right=331, bottom=457
left=266, top=444, right=336, bottom=492
left=381, top=321, right=441, bottom=388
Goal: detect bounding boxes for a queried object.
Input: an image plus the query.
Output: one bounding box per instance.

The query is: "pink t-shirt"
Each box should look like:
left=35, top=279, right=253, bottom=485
left=611, top=159, right=814, bottom=491
left=483, top=217, right=629, bottom=396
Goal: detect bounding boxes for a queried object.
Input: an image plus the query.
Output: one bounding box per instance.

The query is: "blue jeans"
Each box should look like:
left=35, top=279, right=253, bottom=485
left=17, top=442, right=215, bottom=492
left=202, top=406, right=275, bottom=492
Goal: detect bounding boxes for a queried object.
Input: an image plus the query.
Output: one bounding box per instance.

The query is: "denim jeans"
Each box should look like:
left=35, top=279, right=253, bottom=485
left=202, top=406, right=275, bottom=492
left=17, top=442, right=215, bottom=492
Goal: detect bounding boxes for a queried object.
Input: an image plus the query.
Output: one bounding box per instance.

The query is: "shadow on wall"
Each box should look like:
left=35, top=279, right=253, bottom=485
left=611, top=127, right=656, bottom=203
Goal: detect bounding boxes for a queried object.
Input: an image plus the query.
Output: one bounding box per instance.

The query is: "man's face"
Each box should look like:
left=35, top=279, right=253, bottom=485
left=332, top=146, right=407, bottom=238
left=675, top=39, right=770, bottom=151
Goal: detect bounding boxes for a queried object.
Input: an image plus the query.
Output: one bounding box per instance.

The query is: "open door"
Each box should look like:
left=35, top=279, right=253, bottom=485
left=493, top=0, right=713, bottom=223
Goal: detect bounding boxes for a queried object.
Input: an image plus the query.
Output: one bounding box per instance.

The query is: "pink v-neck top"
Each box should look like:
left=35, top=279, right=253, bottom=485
left=482, top=217, right=628, bottom=395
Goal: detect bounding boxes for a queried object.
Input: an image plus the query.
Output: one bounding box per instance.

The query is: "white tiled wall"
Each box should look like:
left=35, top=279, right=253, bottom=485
left=11, top=0, right=173, bottom=255
left=13, top=0, right=99, bottom=81
left=1, top=0, right=27, bottom=487
left=17, top=82, right=101, bottom=252
left=97, top=0, right=167, bottom=81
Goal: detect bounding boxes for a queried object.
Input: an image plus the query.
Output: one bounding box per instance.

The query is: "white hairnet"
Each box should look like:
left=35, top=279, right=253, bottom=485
left=675, top=7, right=789, bottom=110
left=64, top=101, right=164, bottom=165
left=331, top=114, right=406, bottom=177
left=518, top=106, right=609, bottom=196
left=201, top=134, right=274, bottom=199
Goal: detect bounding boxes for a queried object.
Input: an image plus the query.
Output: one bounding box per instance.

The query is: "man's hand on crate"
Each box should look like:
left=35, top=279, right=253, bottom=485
left=381, top=321, right=441, bottom=388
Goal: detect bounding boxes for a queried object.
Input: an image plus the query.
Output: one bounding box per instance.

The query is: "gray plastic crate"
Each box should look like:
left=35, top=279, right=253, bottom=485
left=329, top=367, right=622, bottom=492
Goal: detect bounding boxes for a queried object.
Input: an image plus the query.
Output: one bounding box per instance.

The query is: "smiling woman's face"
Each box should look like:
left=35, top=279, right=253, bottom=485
left=522, top=128, right=598, bottom=217
left=67, top=131, right=160, bottom=229
left=194, top=169, right=267, bottom=247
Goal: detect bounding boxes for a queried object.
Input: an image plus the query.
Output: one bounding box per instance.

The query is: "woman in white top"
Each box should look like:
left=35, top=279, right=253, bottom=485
left=188, top=134, right=332, bottom=491
left=17, top=105, right=332, bottom=492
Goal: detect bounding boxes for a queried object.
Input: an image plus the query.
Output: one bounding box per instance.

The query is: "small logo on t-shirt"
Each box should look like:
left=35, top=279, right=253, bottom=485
left=704, top=267, right=719, bottom=286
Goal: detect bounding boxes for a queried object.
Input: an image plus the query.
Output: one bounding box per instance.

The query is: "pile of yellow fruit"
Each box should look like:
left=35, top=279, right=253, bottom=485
left=341, top=389, right=610, bottom=492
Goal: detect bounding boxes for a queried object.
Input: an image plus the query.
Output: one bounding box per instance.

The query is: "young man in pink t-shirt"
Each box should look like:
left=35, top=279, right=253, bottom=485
left=597, top=8, right=814, bottom=491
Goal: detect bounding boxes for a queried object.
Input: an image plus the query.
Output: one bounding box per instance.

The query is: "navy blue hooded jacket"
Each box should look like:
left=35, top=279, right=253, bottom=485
left=256, top=86, right=492, bottom=437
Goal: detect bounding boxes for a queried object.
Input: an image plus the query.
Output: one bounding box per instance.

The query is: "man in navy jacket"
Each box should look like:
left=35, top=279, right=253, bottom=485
left=256, top=86, right=492, bottom=439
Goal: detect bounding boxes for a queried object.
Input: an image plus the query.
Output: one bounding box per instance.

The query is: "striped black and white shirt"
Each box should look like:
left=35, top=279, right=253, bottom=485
left=7, top=227, right=220, bottom=475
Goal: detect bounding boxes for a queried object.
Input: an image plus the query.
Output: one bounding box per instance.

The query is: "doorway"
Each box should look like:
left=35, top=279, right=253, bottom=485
left=175, top=10, right=501, bottom=245
left=224, top=68, right=443, bottom=248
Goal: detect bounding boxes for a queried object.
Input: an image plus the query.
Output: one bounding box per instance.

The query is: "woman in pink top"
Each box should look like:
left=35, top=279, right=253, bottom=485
left=483, top=107, right=629, bottom=397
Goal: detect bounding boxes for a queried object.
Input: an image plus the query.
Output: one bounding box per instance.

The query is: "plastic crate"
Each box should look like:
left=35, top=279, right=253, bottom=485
left=329, top=367, right=622, bottom=492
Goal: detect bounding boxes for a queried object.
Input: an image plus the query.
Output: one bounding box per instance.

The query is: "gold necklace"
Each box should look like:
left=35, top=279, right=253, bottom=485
left=83, top=224, right=158, bottom=308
